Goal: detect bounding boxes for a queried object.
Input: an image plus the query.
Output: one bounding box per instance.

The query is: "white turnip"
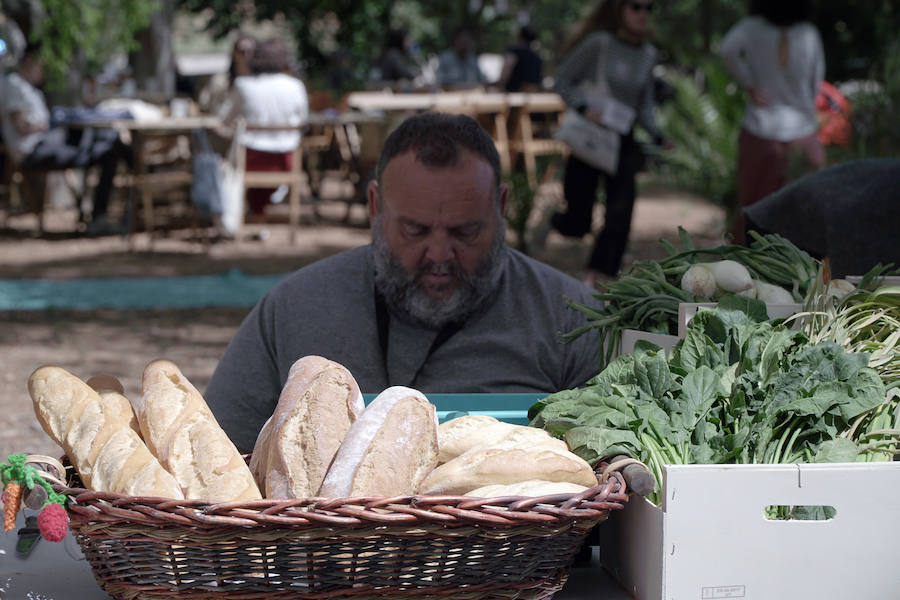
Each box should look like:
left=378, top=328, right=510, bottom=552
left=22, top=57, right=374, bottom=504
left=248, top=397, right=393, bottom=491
left=702, top=260, right=754, bottom=293
left=681, top=264, right=717, bottom=298
left=754, top=280, right=795, bottom=304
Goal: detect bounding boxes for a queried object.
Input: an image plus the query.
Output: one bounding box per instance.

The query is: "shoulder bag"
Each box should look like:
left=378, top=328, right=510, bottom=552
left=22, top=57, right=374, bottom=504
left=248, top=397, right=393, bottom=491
left=554, top=35, right=639, bottom=174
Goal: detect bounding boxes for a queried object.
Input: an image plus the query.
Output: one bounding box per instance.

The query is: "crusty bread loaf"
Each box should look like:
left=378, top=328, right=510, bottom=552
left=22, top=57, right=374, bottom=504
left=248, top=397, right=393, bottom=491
left=439, top=419, right=567, bottom=464
left=418, top=444, right=598, bottom=496
left=465, top=480, right=589, bottom=498
left=252, top=355, right=365, bottom=499
left=437, top=415, right=499, bottom=463
left=319, top=386, right=438, bottom=497
left=137, top=359, right=261, bottom=502
left=86, top=374, right=141, bottom=436
left=27, top=366, right=184, bottom=498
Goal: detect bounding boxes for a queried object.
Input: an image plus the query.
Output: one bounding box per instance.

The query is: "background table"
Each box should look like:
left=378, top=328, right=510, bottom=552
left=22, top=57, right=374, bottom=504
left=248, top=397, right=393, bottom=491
left=346, top=91, right=569, bottom=186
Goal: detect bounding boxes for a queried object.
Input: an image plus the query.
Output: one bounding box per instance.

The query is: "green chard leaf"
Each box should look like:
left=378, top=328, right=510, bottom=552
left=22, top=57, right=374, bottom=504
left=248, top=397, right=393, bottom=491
left=717, top=294, right=769, bottom=323
left=633, top=351, right=675, bottom=399
left=757, top=328, right=798, bottom=385
left=564, top=426, right=643, bottom=466
left=815, top=438, right=860, bottom=463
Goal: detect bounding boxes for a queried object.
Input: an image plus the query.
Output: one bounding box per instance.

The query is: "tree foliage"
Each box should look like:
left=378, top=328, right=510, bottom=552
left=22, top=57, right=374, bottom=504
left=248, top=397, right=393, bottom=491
left=24, top=0, right=158, bottom=84
left=173, top=0, right=899, bottom=91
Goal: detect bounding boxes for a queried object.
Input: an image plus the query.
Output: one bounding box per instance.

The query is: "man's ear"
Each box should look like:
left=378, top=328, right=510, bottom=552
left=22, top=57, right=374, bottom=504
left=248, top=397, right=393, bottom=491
left=497, top=183, right=509, bottom=218
left=367, top=179, right=380, bottom=222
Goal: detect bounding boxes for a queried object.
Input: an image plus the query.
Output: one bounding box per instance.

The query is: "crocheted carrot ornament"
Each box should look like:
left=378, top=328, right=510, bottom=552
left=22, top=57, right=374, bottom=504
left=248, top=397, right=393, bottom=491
left=1, top=454, right=69, bottom=541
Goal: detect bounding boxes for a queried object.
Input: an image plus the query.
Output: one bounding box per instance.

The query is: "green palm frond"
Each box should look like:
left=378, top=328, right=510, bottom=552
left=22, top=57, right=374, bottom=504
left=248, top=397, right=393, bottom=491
left=652, top=61, right=745, bottom=209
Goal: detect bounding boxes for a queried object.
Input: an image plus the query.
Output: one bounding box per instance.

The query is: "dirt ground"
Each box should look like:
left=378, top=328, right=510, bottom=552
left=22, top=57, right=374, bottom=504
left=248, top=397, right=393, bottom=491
left=0, top=182, right=724, bottom=460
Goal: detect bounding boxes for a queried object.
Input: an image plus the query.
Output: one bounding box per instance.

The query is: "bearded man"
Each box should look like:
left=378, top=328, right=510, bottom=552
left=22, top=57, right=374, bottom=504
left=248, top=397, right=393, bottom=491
left=205, top=112, right=601, bottom=452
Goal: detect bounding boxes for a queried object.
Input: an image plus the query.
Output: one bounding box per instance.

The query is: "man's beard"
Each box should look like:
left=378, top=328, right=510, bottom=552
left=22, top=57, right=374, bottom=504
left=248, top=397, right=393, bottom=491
left=372, top=216, right=507, bottom=329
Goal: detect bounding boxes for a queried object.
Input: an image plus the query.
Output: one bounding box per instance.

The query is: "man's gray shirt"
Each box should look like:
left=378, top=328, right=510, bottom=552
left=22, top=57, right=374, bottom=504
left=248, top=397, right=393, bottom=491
left=205, top=245, right=602, bottom=452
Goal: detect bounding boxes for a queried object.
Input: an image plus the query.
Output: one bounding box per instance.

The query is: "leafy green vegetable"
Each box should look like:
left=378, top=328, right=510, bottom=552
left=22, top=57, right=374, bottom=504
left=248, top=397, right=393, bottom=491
left=564, top=229, right=820, bottom=368
left=534, top=303, right=893, bottom=504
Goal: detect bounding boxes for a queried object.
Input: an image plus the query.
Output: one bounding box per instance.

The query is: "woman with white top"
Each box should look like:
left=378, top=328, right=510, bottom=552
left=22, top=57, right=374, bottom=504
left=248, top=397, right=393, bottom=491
left=719, top=0, right=825, bottom=245
left=221, top=39, right=309, bottom=217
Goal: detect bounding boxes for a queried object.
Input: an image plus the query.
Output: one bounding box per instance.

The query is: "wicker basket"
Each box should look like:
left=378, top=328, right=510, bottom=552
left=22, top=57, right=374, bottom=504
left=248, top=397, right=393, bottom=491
left=57, top=462, right=628, bottom=600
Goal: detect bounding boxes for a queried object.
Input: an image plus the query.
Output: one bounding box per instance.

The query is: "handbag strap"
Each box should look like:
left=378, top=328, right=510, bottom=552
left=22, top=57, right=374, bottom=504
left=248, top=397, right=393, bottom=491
left=225, top=118, right=246, bottom=167
left=592, top=33, right=656, bottom=97
left=191, top=128, right=213, bottom=154
left=592, top=32, right=612, bottom=98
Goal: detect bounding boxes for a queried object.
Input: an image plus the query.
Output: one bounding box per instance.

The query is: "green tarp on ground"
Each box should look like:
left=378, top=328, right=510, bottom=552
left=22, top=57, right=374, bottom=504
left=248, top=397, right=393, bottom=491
left=0, top=269, right=287, bottom=310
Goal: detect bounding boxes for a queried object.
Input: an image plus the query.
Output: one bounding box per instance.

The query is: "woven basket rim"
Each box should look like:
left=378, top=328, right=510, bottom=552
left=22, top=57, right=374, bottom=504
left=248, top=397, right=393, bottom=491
left=56, top=460, right=629, bottom=531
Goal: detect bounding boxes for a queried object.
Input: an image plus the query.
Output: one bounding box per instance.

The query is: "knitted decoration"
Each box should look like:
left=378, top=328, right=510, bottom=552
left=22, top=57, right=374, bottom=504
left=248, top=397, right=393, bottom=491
left=0, top=453, right=69, bottom=541
left=36, top=503, right=69, bottom=542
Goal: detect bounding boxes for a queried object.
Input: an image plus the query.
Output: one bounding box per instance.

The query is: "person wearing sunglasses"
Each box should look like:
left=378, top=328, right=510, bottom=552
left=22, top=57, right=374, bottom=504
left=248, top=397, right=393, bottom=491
left=719, top=0, right=825, bottom=246
left=548, top=0, right=665, bottom=288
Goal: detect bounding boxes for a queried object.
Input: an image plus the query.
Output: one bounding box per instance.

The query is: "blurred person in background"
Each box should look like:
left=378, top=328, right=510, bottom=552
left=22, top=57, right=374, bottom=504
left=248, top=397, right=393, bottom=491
left=0, top=44, right=130, bottom=235
left=719, top=0, right=825, bottom=246
left=436, top=29, right=485, bottom=90
left=220, top=38, right=308, bottom=219
left=199, top=33, right=256, bottom=115
left=548, top=0, right=665, bottom=288
left=376, top=28, right=419, bottom=87
left=498, top=25, right=543, bottom=93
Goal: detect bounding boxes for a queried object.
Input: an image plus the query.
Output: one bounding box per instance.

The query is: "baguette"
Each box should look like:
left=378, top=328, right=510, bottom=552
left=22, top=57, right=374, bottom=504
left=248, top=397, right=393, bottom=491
left=86, top=374, right=141, bottom=436
left=27, top=366, right=184, bottom=498
left=137, top=359, right=261, bottom=502
left=418, top=444, right=598, bottom=496
left=253, top=355, right=365, bottom=499
left=319, top=386, right=438, bottom=497
left=439, top=419, right=567, bottom=463
left=465, top=480, right=590, bottom=498
left=437, top=414, right=499, bottom=463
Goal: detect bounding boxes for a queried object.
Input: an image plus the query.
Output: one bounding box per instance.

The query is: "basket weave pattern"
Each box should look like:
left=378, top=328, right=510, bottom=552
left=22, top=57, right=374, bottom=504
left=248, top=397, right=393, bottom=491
left=58, top=466, right=627, bottom=600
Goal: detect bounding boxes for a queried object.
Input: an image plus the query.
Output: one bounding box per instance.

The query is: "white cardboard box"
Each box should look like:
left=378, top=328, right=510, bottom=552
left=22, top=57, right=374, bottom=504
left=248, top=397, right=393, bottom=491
left=620, top=329, right=680, bottom=357
left=677, top=303, right=803, bottom=338
left=598, top=462, right=900, bottom=599
left=845, top=275, right=900, bottom=287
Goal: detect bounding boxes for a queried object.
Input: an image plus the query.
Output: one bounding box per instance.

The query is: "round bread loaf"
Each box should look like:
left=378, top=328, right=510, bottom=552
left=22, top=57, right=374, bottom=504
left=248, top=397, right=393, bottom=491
left=319, top=386, right=438, bottom=497
left=253, top=355, right=365, bottom=498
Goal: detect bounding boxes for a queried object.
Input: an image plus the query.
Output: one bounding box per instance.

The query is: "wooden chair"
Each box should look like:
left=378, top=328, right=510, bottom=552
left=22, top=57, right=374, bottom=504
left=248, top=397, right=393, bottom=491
left=0, top=141, right=56, bottom=233
left=236, top=123, right=306, bottom=244
left=124, top=123, right=212, bottom=246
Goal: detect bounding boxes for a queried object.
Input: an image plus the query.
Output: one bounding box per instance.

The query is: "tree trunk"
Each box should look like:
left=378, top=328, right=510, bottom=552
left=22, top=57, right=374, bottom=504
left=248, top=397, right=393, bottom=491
left=700, top=0, right=713, bottom=54
left=130, top=0, right=176, bottom=101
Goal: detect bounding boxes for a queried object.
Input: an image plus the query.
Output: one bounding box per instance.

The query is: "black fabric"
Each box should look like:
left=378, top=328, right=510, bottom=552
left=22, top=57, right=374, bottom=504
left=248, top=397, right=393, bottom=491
left=504, top=45, right=543, bottom=92
left=743, top=158, right=900, bottom=277
left=22, top=127, right=128, bottom=218
left=553, top=132, right=643, bottom=276
left=374, top=289, right=464, bottom=388
left=378, top=48, right=418, bottom=81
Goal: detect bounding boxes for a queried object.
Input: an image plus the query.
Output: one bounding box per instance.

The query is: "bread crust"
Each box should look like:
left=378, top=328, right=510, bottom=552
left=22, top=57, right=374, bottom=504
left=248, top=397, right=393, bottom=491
left=418, top=444, right=598, bottom=496
left=27, top=365, right=183, bottom=499
left=138, top=359, right=261, bottom=502
left=465, top=480, right=590, bottom=497
left=319, top=386, right=438, bottom=497
left=256, top=356, right=365, bottom=499
left=438, top=419, right=567, bottom=463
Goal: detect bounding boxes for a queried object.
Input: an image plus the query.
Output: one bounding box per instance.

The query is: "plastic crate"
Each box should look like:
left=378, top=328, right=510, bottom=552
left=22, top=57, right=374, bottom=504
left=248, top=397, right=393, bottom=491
left=362, top=393, right=545, bottom=425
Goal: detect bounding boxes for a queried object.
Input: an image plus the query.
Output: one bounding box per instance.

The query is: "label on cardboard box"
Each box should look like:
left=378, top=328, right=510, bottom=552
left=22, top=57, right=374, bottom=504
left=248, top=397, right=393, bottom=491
left=701, top=585, right=746, bottom=598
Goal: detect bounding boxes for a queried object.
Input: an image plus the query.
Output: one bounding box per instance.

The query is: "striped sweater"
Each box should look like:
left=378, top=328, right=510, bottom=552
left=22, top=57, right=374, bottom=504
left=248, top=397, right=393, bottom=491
left=554, top=31, right=662, bottom=141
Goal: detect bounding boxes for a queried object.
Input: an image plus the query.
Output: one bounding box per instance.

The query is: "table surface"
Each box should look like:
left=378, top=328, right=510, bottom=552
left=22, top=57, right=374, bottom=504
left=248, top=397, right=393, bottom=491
left=1, top=511, right=633, bottom=599
left=347, top=91, right=565, bottom=111
left=65, top=115, right=222, bottom=131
